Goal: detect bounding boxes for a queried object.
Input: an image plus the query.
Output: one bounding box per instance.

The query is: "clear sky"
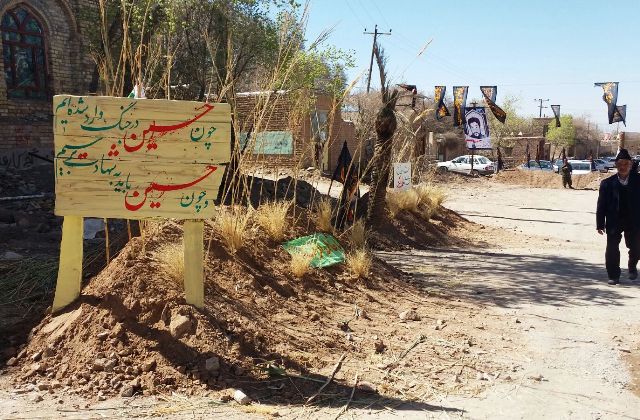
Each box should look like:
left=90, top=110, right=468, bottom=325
left=305, top=0, right=640, bottom=133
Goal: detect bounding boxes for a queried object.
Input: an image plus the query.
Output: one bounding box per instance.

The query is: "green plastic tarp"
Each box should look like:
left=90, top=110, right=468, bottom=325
left=282, top=233, right=345, bottom=268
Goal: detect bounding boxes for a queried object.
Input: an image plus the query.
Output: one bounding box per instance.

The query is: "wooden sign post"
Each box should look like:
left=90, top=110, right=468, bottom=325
left=52, top=96, right=231, bottom=312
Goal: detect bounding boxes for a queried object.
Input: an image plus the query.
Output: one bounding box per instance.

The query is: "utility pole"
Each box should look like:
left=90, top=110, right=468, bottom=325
left=533, top=98, right=549, bottom=118
left=364, top=25, right=392, bottom=93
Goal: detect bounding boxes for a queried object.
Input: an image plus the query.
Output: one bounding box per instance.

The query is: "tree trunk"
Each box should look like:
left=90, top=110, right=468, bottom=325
left=366, top=105, right=397, bottom=228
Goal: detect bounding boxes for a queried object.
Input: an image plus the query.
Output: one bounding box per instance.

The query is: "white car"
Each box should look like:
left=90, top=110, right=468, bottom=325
left=554, top=159, right=607, bottom=173
left=437, top=155, right=495, bottom=176
left=567, top=160, right=593, bottom=175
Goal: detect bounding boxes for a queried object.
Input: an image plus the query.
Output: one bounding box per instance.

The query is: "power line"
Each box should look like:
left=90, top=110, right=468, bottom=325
left=370, top=0, right=391, bottom=29
left=356, top=0, right=378, bottom=26
left=344, top=0, right=366, bottom=28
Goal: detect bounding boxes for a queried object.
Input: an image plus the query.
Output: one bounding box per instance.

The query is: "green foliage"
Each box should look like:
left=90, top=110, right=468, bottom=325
left=159, top=0, right=286, bottom=99
left=485, top=96, right=529, bottom=147
left=546, top=115, right=576, bottom=147
left=85, top=0, right=302, bottom=98
left=278, top=46, right=354, bottom=97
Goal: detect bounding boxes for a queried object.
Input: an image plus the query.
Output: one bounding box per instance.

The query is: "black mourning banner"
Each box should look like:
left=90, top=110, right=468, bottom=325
left=613, top=105, right=627, bottom=126
left=594, top=82, right=621, bottom=124
left=551, top=105, right=561, bottom=127
left=398, top=84, right=417, bottom=108
left=480, top=86, right=506, bottom=123
left=331, top=141, right=353, bottom=184
left=434, top=86, right=450, bottom=120
left=453, top=86, right=468, bottom=127
left=330, top=141, right=360, bottom=226
left=525, top=142, right=531, bottom=168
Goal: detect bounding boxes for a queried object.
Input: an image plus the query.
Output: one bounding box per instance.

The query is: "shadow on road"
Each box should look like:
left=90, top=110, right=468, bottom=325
left=378, top=247, right=636, bottom=309
left=457, top=211, right=592, bottom=227
left=519, top=207, right=596, bottom=215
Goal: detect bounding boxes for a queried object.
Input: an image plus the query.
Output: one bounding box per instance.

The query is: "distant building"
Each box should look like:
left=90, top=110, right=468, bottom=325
left=621, top=132, right=640, bottom=156
left=235, top=91, right=358, bottom=174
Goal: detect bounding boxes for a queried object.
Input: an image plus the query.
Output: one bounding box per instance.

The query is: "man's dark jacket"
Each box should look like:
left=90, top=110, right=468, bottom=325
left=596, top=173, right=640, bottom=233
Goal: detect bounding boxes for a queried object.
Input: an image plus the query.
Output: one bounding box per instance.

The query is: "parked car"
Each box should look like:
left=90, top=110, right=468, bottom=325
left=593, top=159, right=608, bottom=172
left=437, top=155, right=495, bottom=175
left=519, top=160, right=553, bottom=171
left=553, top=158, right=608, bottom=173
left=602, top=156, right=616, bottom=170
left=567, top=160, right=593, bottom=175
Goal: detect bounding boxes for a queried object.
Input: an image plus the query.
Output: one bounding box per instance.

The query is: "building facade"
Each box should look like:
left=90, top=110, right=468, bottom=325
left=235, top=91, right=358, bottom=174
left=0, top=0, right=96, bottom=167
left=0, top=3, right=358, bottom=176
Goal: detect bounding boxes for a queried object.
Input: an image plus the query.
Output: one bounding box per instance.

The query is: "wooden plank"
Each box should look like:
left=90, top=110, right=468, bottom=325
left=183, top=220, right=204, bottom=308
left=53, top=96, right=231, bottom=220
left=55, top=162, right=225, bottom=219
left=52, top=216, right=83, bottom=313
left=53, top=96, right=231, bottom=124
left=54, top=137, right=231, bottom=165
left=54, top=119, right=231, bottom=144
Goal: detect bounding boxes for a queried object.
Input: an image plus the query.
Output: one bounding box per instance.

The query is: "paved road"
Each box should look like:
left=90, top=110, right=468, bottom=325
left=379, top=182, right=640, bottom=419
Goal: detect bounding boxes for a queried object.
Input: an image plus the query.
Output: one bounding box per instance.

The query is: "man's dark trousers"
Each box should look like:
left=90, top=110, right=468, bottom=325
left=606, top=229, right=640, bottom=279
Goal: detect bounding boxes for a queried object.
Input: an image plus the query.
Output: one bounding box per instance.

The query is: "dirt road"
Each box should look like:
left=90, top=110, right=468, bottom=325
left=2, top=181, right=639, bottom=419
left=379, top=181, right=640, bottom=418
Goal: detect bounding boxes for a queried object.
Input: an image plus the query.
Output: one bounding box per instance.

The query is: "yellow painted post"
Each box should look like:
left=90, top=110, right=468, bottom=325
left=183, top=220, right=204, bottom=308
left=52, top=216, right=84, bottom=313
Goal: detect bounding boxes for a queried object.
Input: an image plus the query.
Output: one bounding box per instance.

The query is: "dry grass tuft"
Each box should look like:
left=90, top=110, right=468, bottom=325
left=386, top=184, right=447, bottom=220
left=350, top=219, right=367, bottom=249
left=255, top=201, right=291, bottom=241
left=415, top=184, right=447, bottom=219
left=315, top=198, right=333, bottom=232
left=156, top=242, right=184, bottom=284
left=290, top=251, right=314, bottom=278
left=215, top=206, right=252, bottom=254
left=386, top=189, right=420, bottom=217
left=346, top=249, right=372, bottom=279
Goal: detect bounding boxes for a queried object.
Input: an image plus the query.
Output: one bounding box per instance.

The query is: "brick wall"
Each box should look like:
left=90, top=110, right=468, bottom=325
left=235, top=91, right=357, bottom=174
left=0, top=0, right=96, bottom=160
left=506, top=137, right=550, bottom=163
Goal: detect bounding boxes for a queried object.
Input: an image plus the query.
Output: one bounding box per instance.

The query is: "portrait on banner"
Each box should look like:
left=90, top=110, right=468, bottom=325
left=464, top=107, right=491, bottom=149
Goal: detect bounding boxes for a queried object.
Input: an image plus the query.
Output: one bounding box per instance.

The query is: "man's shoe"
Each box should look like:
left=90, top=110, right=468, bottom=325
left=608, top=278, right=620, bottom=285
left=630, top=270, right=638, bottom=280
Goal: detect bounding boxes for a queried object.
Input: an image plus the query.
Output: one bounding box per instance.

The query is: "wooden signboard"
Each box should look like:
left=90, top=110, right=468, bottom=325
left=53, top=96, right=230, bottom=218
left=51, top=96, right=231, bottom=312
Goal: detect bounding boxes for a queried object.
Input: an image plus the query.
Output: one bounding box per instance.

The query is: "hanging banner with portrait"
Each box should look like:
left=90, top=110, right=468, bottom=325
left=464, top=107, right=491, bottom=149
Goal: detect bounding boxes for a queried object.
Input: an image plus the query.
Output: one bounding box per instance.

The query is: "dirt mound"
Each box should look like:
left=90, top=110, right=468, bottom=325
left=492, top=170, right=608, bottom=190
left=6, top=219, right=387, bottom=399
left=3, top=206, right=504, bottom=405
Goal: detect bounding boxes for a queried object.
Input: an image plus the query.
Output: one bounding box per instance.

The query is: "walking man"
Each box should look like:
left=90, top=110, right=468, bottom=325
left=596, top=149, right=640, bottom=285
left=561, top=159, right=573, bottom=188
